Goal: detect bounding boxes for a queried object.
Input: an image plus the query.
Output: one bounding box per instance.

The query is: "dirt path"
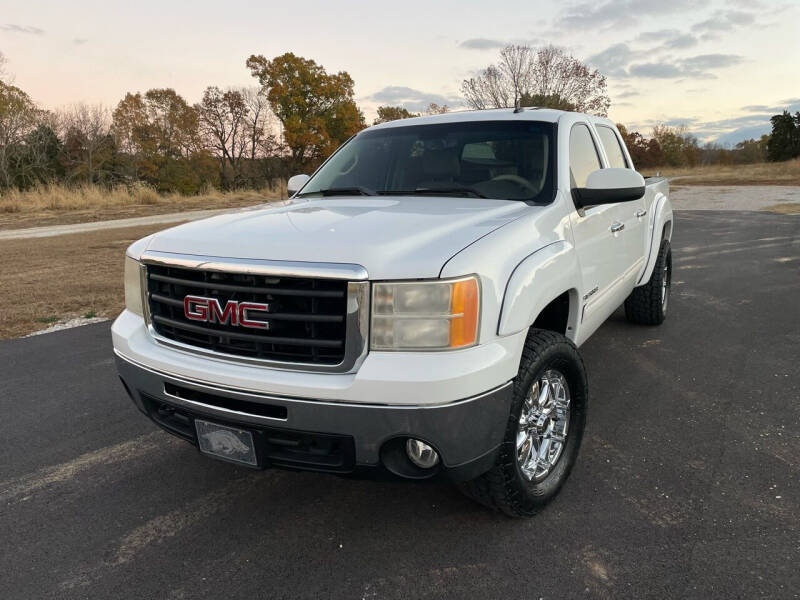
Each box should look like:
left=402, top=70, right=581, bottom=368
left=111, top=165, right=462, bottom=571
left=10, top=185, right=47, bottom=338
left=0, top=208, right=235, bottom=241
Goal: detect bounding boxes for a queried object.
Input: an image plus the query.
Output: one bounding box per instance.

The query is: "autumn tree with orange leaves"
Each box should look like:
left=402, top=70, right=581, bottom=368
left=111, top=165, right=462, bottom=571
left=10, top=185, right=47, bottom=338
left=111, top=89, right=216, bottom=192
left=246, top=52, right=365, bottom=173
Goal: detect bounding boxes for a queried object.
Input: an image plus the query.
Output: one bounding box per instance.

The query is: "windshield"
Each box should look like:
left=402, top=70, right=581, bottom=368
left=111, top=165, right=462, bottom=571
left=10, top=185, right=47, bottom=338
left=297, top=120, right=556, bottom=202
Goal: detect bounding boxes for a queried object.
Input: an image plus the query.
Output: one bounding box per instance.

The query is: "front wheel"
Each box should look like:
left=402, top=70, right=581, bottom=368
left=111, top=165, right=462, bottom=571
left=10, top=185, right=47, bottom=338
left=458, top=329, right=588, bottom=517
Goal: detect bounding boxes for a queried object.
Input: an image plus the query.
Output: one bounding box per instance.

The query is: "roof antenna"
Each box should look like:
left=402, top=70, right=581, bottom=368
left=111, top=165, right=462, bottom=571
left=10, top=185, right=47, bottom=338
left=514, top=98, right=523, bottom=113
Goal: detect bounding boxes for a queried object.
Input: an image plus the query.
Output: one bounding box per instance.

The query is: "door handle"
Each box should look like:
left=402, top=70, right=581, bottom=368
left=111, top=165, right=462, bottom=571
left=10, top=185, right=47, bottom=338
left=635, top=209, right=647, bottom=218
left=610, top=222, right=625, bottom=233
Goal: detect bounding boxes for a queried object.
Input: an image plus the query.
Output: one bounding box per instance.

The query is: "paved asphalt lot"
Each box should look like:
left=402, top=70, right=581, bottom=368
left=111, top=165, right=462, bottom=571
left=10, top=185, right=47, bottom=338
left=1, top=210, right=798, bottom=599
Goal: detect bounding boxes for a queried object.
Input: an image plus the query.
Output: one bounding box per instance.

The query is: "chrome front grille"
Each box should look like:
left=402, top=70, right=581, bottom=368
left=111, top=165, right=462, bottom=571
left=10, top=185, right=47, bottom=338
left=140, top=253, right=369, bottom=372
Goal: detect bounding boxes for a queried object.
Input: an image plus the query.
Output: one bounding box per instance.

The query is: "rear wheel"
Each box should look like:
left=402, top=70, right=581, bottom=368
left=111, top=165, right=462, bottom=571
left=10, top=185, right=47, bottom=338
left=459, top=329, right=588, bottom=517
left=625, top=239, right=671, bottom=325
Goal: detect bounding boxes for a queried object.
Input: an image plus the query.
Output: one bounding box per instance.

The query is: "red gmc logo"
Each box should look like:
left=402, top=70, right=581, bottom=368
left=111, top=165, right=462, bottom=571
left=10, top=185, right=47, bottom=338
left=183, top=295, right=271, bottom=329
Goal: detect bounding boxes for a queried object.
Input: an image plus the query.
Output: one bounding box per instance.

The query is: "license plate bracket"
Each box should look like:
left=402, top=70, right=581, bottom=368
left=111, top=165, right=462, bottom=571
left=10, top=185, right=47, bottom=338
left=195, top=419, right=258, bottom=466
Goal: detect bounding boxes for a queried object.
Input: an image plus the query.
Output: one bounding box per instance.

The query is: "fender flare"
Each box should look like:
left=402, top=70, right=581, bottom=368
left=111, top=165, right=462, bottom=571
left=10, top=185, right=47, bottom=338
left=637, top=194, right=673, bottom=286
left=497, top=240, right=580, bottom=338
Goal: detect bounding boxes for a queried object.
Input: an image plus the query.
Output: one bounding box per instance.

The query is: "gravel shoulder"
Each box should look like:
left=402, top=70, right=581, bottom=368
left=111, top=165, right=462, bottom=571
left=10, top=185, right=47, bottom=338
left=670, top=184, right=800, bottom=212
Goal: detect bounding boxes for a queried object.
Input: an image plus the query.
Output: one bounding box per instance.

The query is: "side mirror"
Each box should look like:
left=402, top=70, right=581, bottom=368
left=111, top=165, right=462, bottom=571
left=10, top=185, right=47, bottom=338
left=287, top=174, right=310, bottom=196
left=573, top=168, right=645, bottom=208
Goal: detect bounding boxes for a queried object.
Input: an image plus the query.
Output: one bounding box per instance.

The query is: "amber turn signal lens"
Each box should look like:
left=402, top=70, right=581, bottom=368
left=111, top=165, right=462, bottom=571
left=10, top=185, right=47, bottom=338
left=449, top=277, right=479, bottom=348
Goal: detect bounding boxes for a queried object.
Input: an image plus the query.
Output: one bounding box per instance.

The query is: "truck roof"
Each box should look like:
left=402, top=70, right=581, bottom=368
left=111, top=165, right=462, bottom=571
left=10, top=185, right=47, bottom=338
left=369, top=107, right=615, bottom=131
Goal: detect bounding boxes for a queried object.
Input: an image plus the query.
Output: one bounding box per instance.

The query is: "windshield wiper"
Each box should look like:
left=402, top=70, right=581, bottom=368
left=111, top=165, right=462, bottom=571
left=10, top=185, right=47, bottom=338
left=313, top=186, right=376, bottom=197
left=378, top=186, right=488, bottom=199
left=414, top=186, right=487, bottom=199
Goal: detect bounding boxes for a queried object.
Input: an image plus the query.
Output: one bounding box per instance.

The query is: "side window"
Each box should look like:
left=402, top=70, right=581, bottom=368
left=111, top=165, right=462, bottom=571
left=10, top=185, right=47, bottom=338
left=569, top=124, right=601, bottom=188
left=596, top=126, right=629, bottom=169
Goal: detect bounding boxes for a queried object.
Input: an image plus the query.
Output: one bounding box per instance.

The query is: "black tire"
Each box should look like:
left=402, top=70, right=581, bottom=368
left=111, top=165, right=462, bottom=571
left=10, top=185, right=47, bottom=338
left=625, top=239, right=672, bottom=325
left=458, top=329, right=588, bottom=517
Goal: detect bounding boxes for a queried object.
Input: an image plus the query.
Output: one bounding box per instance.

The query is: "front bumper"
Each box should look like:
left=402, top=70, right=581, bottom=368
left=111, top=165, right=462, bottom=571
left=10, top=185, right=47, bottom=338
left=116, top=353, right=513, bottom=481
left=112, top=309, right=526, bottom=406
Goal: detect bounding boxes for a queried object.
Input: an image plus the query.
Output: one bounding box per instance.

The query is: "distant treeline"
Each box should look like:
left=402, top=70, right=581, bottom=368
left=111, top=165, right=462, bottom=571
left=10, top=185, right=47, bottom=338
left=0, top=52, right=368, bottom=194
left=0, top=83, right=290, bottom=194
left=2, top=49, right=799, bottom=196
left=619, top=111, right=800, bottom=170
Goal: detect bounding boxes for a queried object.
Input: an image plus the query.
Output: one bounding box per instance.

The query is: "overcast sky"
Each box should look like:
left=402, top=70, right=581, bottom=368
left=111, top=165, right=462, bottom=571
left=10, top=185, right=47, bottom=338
left=1, top=0, right=798, bottom=144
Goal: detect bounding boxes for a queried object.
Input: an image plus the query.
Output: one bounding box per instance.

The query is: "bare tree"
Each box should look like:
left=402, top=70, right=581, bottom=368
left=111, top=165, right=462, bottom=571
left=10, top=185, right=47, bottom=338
left=425, top=103, right=450, bottom=115
left=196, top=86, right=250, bottom=187
left=56, top=103, right=114, bottom=183
left=0, top=51, right=7, bottom=82
left=240, top=87, right=279, bottom=160
left=461, top=45, right=610, bottom=116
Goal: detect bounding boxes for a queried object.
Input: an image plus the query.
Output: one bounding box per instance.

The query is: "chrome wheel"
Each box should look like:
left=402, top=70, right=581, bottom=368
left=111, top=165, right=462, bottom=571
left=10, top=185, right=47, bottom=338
left=661, top=258, right=670, bottom=313
left=516, top=369, right=570, bottom=481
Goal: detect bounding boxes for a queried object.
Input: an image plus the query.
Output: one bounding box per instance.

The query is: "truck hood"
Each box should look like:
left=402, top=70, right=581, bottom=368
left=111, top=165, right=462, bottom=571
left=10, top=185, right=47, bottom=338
left=145, top=196, right=529, bottom=279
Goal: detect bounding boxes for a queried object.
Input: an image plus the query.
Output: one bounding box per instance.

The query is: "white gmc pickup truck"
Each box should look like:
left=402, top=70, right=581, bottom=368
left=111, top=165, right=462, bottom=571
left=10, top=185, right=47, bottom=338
left=113, top=108, right=673, bottom=517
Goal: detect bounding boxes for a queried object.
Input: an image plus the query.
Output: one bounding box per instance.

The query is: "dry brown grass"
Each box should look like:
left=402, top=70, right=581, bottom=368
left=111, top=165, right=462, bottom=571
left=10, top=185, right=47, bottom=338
left=763, top=203, right=800, bottom=215
left=0, top=223, right=181, bottom=339
left=0, top=182, right=285, bottom=230
left=646, top=159, right=800, bottom=186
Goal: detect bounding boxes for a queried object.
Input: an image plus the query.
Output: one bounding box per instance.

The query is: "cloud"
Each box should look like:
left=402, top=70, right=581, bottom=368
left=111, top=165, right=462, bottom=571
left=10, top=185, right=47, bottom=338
left=627, top=58, right=728, bottom=79
left=680, top=53, right=744, bottom=70
left=556, top=0, right=695, bottom=30
left=663, top=117, right=698, bottom=126
left=691, top=112, right=776, bottom=144
left=726, top=0, right=766, bottom=8
left=741, top=99, right=800, bottom=114
left=627, top=54, right=744, bottom=80
left=663, top=34, right=698, bottom=49
left=691, top=9, right=756, bottom=34
left=587, top=43, right=637, bottom=77
left=617, top=90, right=639, bottom=98
left=459, top=38, right=505, bottom=50
left=690, top=112, right=776, bottom=143
left=72, top=38, right=88, bottom=45
left=0, top=24, right=44, bottom=35
left=635, top=29, right=697, bottom=49
left=628, top=62, right=685, bottom=78
left=458, top=37, right=543, bottom=50
left=589, top=42, right=744, bottom=79
left=636, top=29, right=680, bottom=41
left=712, top=125, right=771, bottom=146
left=363, top=86, right=462, bottom=112
left=701, top=114, right=775, bottom=129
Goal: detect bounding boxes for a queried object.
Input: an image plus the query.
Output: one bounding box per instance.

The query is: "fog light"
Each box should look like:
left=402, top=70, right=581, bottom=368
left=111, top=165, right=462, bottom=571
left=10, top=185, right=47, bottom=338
left=405, top=439, right=440, bottom=469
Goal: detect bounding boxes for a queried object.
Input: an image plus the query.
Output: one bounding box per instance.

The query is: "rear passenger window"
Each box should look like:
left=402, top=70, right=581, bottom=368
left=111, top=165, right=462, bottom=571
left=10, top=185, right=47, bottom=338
left=569, top=124, right=601, bottom=188
left=597, top=126, right=628, bottom=169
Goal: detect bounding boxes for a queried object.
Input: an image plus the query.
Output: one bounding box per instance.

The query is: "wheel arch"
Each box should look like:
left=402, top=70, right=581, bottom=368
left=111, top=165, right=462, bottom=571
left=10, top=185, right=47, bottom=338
left=637, top=193, right=674, bottom=286
left=663, top=219, right=673, bottom=242
left=498, top=241, right=581, bottom=341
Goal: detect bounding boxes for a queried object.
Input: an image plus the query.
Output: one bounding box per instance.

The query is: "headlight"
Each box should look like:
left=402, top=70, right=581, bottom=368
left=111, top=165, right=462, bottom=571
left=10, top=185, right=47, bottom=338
left=371, top=276, right=479, bottom=351
left=124, top=255, right=144, bottom=317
